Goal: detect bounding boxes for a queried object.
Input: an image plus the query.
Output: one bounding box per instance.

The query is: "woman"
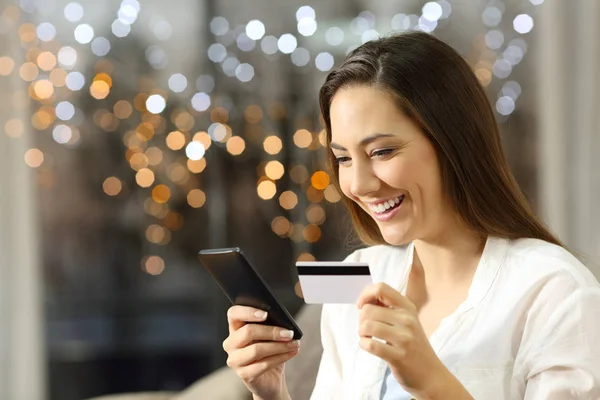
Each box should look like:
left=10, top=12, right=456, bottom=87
left=222, top=32, right=600, bottom=399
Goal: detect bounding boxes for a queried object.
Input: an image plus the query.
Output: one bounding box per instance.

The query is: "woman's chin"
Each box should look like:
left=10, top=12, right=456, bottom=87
left=378, top=225, right=413, bottom=246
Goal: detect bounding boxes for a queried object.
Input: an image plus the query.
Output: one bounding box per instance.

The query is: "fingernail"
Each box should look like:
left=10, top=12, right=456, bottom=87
left=279, top=329, right=294, bottom=339
left=254, top=311, right=267, bottom=319
left=287, top=340, right=300, bottom=348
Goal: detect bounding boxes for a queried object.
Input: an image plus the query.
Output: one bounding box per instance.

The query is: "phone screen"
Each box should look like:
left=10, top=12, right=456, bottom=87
left=199, top=248, right=303, bottom=339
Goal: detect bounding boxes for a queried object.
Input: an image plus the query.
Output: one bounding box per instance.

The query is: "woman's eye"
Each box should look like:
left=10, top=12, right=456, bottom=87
left=335, top=156, right=351, bottom=165
left=371, top=148, right=394, bottom=159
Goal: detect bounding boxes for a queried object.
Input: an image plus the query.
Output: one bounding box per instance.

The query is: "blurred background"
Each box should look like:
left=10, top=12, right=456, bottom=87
left=0, top=0, right=598, bottom=399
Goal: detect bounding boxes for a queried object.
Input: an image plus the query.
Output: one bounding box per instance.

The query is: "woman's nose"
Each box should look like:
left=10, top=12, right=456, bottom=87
left=349, top=163, right=380, bottom=198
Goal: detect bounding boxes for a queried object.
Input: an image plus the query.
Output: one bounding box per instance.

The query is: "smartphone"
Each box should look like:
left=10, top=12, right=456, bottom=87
left=198, top=247, right=303, bottom=340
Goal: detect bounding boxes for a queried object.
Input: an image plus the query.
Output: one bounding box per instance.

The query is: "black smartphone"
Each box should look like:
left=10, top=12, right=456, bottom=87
left=198, top=247, right=303, bottom=340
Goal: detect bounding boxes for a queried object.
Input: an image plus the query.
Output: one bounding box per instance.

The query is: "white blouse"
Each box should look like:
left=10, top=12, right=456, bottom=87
left=309, top=237, right=600, bottom=400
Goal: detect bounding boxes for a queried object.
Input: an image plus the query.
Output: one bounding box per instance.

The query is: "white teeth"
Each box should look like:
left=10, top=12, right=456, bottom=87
left=368, top=196, right=404, bottom=213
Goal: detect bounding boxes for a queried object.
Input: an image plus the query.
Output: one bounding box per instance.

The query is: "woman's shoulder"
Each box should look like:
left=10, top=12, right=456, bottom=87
left=505, top=237, right=599, bottom=288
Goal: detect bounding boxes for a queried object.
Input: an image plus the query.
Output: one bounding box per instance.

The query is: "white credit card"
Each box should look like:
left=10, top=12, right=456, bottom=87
left=296, top=261, right=372, bottom=304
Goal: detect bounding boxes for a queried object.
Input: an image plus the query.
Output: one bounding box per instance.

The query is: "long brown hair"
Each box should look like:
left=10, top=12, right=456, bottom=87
left=319, top=32, right=561, bottom=247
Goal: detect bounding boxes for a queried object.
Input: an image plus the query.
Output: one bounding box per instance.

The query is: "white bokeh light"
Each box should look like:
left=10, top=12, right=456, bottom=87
left=146, top=94, right=166, bottom=114
left=422, top=2, right=443, bottom=22
left=296, top=5, right=315, bottom=22
left=482, top=7, right=502, bottom=27
left=191, top=92, right=211, bottom=112
left=236, top=33, right=256, bottom=52
left=168, top=73, right=188, bottom=92
left=222, top=56, right=239, bottom=77
left=58, top=46, right=77, bottom=68
left=246, top=20, right=265, bottom=40
left=112, top=19, right=131, bottom=37
left=278, top=33, right=297, bottom=54
left=152, top=20, right=172, bottom=41
left=391, top=13, right=411, bottom=31
left=493, top=59, right=512, bottom=79
left=325, top=27, right=344, bottom=46
left=91, top=37, right=111, bottom=56
left=291, top=47, right=310, bottom=66
left=118, top=1, right=139, bottom=25
left=74, top=24, right=94, bottom=44
left=64, top=2, right=84, bottom=22
left=501, top=81, right=522, bottom=100
left=315, top=52, right=334, bottom=72
left=53, top=125, right=72, bottom=144
left=235, top=63, right=254, bottom=82
left=36, top=22, right=56, bottom=41
left=513, top=14, right=534, bottom=34
left=261, top=36, right=278, bottom=55
left=210, top=16, right=229, bottom=36
left=56, top=101, right=75, bottom=121
left=146, top=46, right=168, bottom=69
left=208, top=43, right=227, bottom=62
left=208, top=123, right=227, bottom=141
left=65, top=71, right=85, bottom=91
left=297, top=17, right=317, bottom=36
left=361, top=29, right=379, bottom=44
left=496, top=96, right=515, bottom=115
left=418, top=16, right=437, bottom=32
left=186, top=141, right=205, bottom=160
left=485, top=30, right=504, bottom=50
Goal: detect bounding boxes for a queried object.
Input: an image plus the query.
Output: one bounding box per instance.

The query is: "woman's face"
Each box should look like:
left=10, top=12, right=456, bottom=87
left=329, top=85, right=451, bottom=245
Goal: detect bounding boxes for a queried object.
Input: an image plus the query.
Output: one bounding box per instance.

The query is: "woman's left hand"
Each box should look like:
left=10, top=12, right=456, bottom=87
left=357, top=282, right=466, bottom=399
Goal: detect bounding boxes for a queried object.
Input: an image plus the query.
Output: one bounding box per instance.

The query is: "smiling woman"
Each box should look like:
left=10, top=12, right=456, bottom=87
left=220, top=31, right=600, bottom=400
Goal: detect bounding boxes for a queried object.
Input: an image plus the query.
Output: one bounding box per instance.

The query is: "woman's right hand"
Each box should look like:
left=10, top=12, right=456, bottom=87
left=223, top=305, right=300, bottom=400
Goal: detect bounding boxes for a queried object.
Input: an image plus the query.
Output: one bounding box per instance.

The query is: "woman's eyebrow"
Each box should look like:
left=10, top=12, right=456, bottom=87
left=330, top=132, right=395, bottom=151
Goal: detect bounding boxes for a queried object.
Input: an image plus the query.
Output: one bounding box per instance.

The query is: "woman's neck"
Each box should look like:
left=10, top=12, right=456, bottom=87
left=412, top=225, right=486, bottom=285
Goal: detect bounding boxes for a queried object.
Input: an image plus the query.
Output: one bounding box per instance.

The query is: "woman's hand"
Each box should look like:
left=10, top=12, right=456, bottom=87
left=222, top=305, right=300, bottom=400
left=357, top=283, right=472, bottom=400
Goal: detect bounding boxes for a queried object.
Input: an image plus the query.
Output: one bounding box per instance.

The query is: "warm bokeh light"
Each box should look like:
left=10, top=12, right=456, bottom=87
left=19, top=62, right=38, bottom=81
left=129, top=153, right=148, bottom=171
left=90, top=80, right=110, bottom=99
left=187, top=158, right=207, bottom=173
left=187, top=189, right=206, bottom=208
left=271, top=216, right=291, bottom=237
left=306, top=186, right=324, bottom=202
left=263, top=135, right=283, bottom=155
left=136, top=122, right=155, bottom=141
left=306, top=204, right=326, bottom=225
left=166, top=130, right=186, bottom=150
left=296, top=252, right=316, bottom=262
left=324, top=184, right=342, bottom=202
left=33, top=79, right=53, bottom=99
left=49, top=68, right=67, bottom=87
left=311, top=171, right=330, bottom=190
left=193, top=131, right=212, bottom=150
left=5, top=118, right=24, bottom=137
left=114, top=100, right=133, bottom=119
left=145, top=147, right=163, bottom=166
left=103, top=177, right=123, bottom=196
left=167, top=163, right=189, bottom=184
left=146, top=224, right=167, bottom=244
left=152, top=184, right=171, bottom=203
left=264, top=160, right=285, bottom=180
left=143, top=255, right=165, bottom=275
left=244, top=104, right=263, bottom=123
left=318, top=130, right=328, bottom=146
left=135, top=168, right=155, bottom=187
left=257, top=179, right=277, bottom=200
left=279, top=191, right=298, bottom=210
left=303, top=224, right=322, bottom=243
left=0, top=56, right=15, bottom=75
left=226, top=136, right=245, bottom=155
left=18, top=23, right=36, bottom=42
left=290, top=165, right=309, bottom=184
left=293, top=129, right=312, bottom=148
left=24, top=148, right=44, bottom=168
left=163, top=211, right=184, bottom=231
left=289, top=223, right=304, bottom=243
left=37, top=51, right=57, bottom=71
left=94, top=72, right=113, bottom=87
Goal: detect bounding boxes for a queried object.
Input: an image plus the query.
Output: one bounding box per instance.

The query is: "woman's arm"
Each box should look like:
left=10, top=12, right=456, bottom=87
left=522, top=287, right=600, bottom=399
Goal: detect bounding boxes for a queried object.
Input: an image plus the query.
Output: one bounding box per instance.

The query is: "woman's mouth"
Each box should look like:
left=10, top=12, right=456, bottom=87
left=366, top=195, right=405, bottom=222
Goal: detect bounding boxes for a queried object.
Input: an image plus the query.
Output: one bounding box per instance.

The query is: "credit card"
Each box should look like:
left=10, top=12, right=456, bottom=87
left=296, top=261, right=372, bottom=304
